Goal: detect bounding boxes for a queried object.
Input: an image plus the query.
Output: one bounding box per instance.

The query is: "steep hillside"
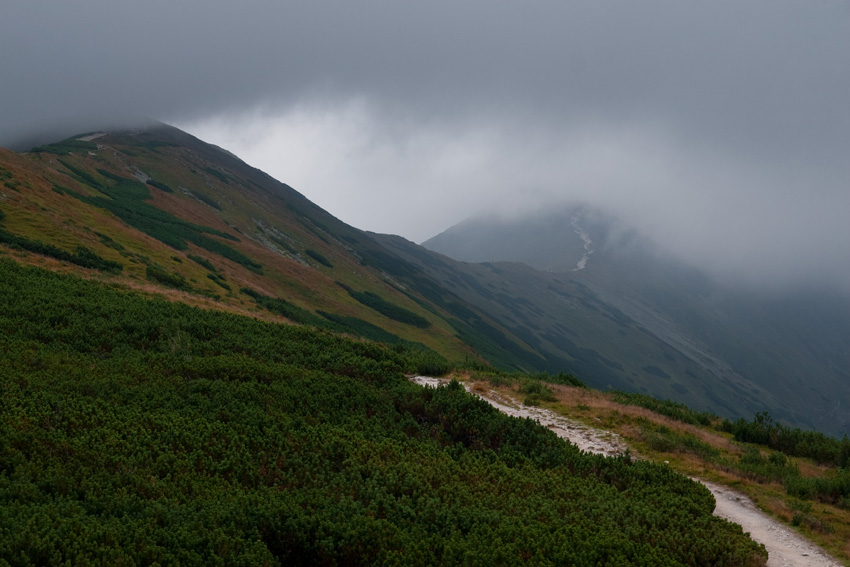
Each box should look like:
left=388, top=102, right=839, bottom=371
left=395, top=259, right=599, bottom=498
left=0, top=125, right=537, bottom=370
left=418, top=208, right=850, bottom=436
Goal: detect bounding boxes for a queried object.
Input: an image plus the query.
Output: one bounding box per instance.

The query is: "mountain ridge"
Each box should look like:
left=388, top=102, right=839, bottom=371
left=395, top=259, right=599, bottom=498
left=2, top=124, right=847, bottom=436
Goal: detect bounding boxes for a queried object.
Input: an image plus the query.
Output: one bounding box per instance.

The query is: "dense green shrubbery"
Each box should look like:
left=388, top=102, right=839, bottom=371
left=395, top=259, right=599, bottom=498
left=639, top=423, right=721, bottom=461
left=30, top=139, right=98, bottom=156
left=612, top=391, right=717, bottom=426
left=58, top=158, right=104, bottom=189
left=241, top=287, right=331, bottom=329
left=95, top=231, right=125, bottom=251
left=722, top=412, right=850, bottom=467
left=207, top=273, right=231, bottom=290
left=56, top=168, right=262, bottom=274
left=305, top=248, right=333, bottom=267
left=0, top=258, right=767, bottom=566
left=720, top=413, right=850, bottom=508
left=185, top=188, right=222, bottom=210
left=204, top=167, right=229, bottom=184
left=96, top=168, right=130, bottom=183
left=733, top=447, right=800, bottom=485
left=0, top=227, right=122, bottom=273
left=187, top=253, right=217, bottom=272
left=318, top=310, right=406, bottom=342
left=536, top=371, right=587, bottom=389
left=146, top=178, right=174, bottom=193
left=723, top=447, right=849, bottom=510
left=146, top=264, right=191, bottom=290
left=240, top=289, right=448, bottom=376
left=519, top=378, right=558, bottom=406
left=348, top=290, right=430, bottom=328
left=786, top=470, right=850, bottom=509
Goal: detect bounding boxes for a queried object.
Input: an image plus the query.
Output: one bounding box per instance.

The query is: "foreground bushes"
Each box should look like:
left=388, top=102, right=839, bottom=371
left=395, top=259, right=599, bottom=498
left=0, top=259, right=766, bottom=566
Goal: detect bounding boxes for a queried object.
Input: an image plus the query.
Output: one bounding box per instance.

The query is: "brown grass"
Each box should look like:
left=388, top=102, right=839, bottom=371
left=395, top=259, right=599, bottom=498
left=764, top=497, right=793, bottom=523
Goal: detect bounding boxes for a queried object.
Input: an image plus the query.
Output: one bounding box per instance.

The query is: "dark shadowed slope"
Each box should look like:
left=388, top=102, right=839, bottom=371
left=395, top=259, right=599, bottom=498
left=419, top=207, right=850, bottom=436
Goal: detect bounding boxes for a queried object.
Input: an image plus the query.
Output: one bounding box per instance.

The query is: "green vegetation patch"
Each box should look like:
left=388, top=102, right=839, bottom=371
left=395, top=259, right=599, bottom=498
left=96, top=168, right=130, bottom=183
left=206, top=272, right=231, bottom=290
left=0, top=226, right=122, bottom=274
left=204, top=167, right=229, bottom=184
left=57, top=168, right=262, bottom=274
left=305, top=248, right=333, bottom=268
left=30, top=138, right=98, bottom=156
left=241, top=287, right=329, bottom=328
left=347, top=289, right=430, bottom=329
left=184, top=188, right=222, bottom=210
left=317, top=311, right=450, bottom=375
left=519, top=378, right=558, bottom=406
left=187, top=254, right=217, bottom=272
left=359, top=248, right=419, bottom=278
left=94, top=231, right=125, bottom=251
left=136, top=140, right=178, bottom=151
left=720, top=412, right=850, bottom=508
left=722, top=411, right=850, bottom=467
left=241, top=288, right=448, bottom=376
left=318, top=310, right=411, bottom=344
left=146, top=264, right=191, bottom=291
left=639, top=422, right=720, bottom=461
left=612, top=391, right=717, bottom=426
left=58, top=158, right=104, bottom=189
left=0, top=258, right=767, bottom=566
left=146, top=178, right=174, bottom=193
left=540, top=371, right=588, bottom=389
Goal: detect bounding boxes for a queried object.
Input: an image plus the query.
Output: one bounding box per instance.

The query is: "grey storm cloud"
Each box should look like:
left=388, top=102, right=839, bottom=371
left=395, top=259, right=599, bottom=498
left=3, top=1, right=850, bottom=290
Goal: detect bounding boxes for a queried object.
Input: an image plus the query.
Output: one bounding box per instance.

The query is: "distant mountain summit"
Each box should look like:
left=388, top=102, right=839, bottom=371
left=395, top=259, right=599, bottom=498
left=422, top=204, right=652, bottom=274
left=416, top=205, right=850, bottom=436
left=422, top=204, right=605, bottom=272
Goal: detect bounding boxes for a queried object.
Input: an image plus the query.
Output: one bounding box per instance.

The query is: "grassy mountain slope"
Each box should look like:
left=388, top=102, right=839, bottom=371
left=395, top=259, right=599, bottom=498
left=0, top=125, right=536, bottom=369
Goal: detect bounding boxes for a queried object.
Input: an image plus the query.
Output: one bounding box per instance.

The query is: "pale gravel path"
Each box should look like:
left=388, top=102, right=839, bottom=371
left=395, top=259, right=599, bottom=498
left=410, top=377, right=843, bottom=567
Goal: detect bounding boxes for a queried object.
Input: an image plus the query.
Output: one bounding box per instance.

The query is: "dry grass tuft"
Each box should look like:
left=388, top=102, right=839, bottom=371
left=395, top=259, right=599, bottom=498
left=765, top=498, right=793, bottom=523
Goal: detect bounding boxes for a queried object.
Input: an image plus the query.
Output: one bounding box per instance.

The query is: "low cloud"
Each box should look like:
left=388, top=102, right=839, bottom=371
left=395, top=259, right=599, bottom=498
left=3, top=1, right=849, bottom=290
left=180, top=102, right=850, bottom=291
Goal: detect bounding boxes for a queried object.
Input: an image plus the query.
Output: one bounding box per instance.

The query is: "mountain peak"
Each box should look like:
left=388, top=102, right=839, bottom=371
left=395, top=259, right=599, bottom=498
left=422, top=204, right=619, bottom=273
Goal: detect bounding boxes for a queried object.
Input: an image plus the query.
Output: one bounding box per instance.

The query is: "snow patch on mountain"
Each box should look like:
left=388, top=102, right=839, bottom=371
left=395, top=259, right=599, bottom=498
left=570, top=212, right=593, bottom=271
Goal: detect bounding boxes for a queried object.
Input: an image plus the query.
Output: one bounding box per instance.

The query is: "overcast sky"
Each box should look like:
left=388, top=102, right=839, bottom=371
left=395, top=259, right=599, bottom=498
left=3, top=2, right=849, bottom=290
